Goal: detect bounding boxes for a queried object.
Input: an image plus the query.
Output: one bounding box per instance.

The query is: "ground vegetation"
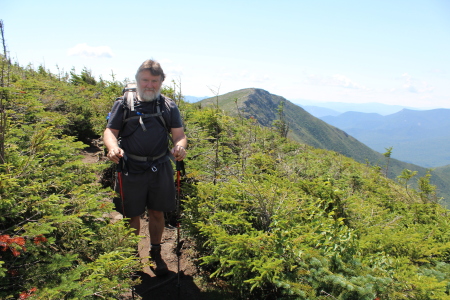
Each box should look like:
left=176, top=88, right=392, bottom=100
left=1, top=55, right=450, bottom=299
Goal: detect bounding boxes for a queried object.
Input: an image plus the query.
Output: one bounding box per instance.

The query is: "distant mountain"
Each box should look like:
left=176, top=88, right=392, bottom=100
left=199, top=88, right=379, bottom=163
left=301, top=106, right=341, bottom=117
left=436, top=165, right=450, bottom=182
left=184, top=95, right=208, bottom=103
left=321, top=109, right=450, bottom=168
left=293, top=100, right=423, bottom=116
left=198, top=88, right=450, bottom=205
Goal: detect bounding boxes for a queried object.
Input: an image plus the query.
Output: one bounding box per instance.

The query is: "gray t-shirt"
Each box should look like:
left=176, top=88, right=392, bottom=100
left=107, top=94, right=183, bottom=157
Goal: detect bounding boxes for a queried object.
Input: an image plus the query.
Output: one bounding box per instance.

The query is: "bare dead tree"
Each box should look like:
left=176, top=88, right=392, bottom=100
left=0, top=20, right=9, bottom=164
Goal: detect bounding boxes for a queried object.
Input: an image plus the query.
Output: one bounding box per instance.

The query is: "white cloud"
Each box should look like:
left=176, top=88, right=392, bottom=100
left=237, top=70, right=270, bottom=83
left=213, top=68, right=270, bottom=84
left=165, top=64, right=184, bottom=78
left=306, top=74, right=365, bottom=89
left=67, top=43, right=113, bottom=58
left=159, top=59, right=173, bottom=64
left=166, top=67, right=184, bottom=78
left=430, top=68, right=446, bottom=74
left=401, top=73, right=434, bottom=94
left=331, top=74, right=365, bottom=89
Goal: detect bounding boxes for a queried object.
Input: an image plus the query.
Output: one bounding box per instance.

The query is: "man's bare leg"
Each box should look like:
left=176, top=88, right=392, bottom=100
left=129, top=216, right=140, bottom=235
left=148, top=209, right=168, bottom=276
left=148, top=210, right=165, bottom=244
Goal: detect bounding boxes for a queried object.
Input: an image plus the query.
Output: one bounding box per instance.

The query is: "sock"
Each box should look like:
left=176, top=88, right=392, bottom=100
left=151, top=243, right=161, bottom=248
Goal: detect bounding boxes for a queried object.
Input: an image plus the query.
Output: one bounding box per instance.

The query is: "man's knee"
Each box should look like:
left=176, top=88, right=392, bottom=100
left=128, top=216, right=140, bottom=234
left=148, top=209, right=164, bottom=220
left=129, top=215, right=140, bottom=222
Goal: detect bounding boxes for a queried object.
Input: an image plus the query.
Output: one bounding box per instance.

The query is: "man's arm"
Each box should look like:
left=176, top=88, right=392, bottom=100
left=103, top=128, right=124, bottom=164
left=170, top=127, right=187, bottom=161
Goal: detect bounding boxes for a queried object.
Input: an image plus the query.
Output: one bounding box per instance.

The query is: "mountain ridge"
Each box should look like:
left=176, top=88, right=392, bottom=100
left=294, top=100, right=431, bottom=116
left=199, top=88, right=450, bottom=206
left=321, top=108, right=450, bottom=168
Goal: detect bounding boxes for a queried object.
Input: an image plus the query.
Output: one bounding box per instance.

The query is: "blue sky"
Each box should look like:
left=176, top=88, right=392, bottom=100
left=2, top=0, right=450, bottom=108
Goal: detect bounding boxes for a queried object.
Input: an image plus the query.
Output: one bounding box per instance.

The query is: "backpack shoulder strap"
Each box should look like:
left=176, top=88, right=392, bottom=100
left=119, top=91, right=171, bottom=136
left=156, top=97, right=169, bottom=132
left=117, top=97, right=129, bottom=138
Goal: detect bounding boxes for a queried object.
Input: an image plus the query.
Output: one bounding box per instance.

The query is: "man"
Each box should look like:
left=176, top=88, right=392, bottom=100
left=104, top=59, right=187, bottom=276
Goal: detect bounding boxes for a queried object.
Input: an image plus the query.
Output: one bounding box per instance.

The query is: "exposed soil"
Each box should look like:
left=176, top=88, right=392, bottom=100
left=128, top=214, right=205, bottom=300
left=82, top=143, right=222, bottom=300
left=81, top=146, right=104, bottom=164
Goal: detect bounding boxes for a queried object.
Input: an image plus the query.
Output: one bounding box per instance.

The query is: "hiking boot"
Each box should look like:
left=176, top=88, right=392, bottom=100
left=150, top=246, right=169, bottom=276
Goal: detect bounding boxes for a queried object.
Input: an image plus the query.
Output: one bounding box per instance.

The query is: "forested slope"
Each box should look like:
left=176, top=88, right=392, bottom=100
left=2, top=60, right=450, bottom=299
left=182, top=102, right=450, bottom=299
left=199, top=88, right=450, bottom=207
left=0, top=62, right=142, bottom=298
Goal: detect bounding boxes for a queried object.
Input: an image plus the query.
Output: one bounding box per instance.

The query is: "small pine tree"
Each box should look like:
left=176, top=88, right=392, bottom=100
left=383, top=146, right=393, bottom=177
left=272, top=100, right=289, bottom=138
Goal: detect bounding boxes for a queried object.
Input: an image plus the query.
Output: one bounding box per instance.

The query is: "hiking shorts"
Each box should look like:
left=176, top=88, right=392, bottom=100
left=114, top=160, right=176, bottom=217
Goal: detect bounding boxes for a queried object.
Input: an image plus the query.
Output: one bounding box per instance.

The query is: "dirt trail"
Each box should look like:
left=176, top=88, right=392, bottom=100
left=131, top=214, right=202, bottom=300
left=82, top=145, right=212, bottom=300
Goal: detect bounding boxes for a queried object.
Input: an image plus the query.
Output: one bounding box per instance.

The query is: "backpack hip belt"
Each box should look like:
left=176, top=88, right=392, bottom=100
left=125, top=151, right=167, bottom=162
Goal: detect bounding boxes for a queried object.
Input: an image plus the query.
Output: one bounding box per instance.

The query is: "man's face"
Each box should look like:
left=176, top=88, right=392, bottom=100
left=136, top=70, right=163, bottom=102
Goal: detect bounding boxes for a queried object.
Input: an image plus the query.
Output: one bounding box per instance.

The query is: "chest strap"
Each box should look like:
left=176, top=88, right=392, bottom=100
left=125, top=151, right=167, bottom=162
left=122, top=99, right=167, bottom=133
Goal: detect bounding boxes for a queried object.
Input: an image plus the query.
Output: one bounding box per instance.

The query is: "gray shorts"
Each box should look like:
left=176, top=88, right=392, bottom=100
left=114, top=160, right=176, bottom=217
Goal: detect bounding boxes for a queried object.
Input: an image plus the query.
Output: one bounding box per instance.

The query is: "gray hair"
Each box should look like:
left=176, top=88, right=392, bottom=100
left=135, top=59, right=165, bottom=81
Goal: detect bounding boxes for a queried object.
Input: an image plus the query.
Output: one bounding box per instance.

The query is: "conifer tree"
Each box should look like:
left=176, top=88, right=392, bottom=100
left=272, top=100, right=289, bottom=138
left=383, top=146, right=393, bottom=177
left=0, top=20, right=8, bottom=164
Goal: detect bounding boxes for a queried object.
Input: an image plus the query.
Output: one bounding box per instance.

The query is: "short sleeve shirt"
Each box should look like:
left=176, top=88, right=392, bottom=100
left=107, top=94, right=183, bottom=157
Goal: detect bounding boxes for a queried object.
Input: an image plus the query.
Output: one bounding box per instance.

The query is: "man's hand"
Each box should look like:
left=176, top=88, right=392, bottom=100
left=107, top=147, right=124, bottom=164
left=104, top=128, right=123, bottom=164
left=171, top=127, right=187, bottom=161
left=171, top=144, right=186, bottom=161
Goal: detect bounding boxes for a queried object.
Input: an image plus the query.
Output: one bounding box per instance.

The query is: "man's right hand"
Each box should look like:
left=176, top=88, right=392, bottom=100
left=107, top=147, right=124, bottom=164
left=104, top=128, right=123, bottom=164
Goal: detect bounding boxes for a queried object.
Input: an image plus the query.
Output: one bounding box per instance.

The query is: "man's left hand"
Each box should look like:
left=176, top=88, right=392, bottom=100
left=171, top=145, right=186, bottom=161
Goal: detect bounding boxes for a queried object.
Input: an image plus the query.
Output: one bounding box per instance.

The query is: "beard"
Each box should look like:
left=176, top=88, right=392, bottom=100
left=137, top=86, right=160, bottom=102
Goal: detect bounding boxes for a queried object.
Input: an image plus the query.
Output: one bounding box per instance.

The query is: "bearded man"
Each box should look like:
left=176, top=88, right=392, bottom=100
left=103, top=59, right=187, bottom=276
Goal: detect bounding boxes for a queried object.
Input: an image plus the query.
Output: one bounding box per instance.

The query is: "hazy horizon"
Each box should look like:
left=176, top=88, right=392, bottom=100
left=3, top=0, right=450, bottom=109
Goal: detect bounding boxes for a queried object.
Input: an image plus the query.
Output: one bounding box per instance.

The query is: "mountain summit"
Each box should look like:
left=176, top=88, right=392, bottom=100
left=199, top=88, right=450, bottom=203
left=200, top=88, right=383, bottom=165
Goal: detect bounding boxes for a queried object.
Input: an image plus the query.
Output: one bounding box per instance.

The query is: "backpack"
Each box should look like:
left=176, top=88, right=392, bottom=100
left=107, top=83, right=169, bottom=139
